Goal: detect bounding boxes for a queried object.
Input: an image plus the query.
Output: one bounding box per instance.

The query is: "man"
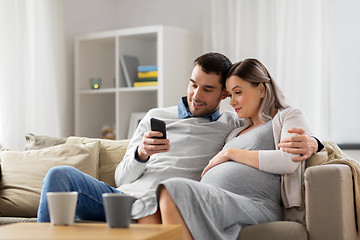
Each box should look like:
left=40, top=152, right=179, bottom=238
left=37, top=52, right=321, bottom=223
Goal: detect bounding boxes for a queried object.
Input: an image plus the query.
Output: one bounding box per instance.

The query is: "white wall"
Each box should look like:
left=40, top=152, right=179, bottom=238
left=343, top=150, right=360, bottom=162
left=329, top=0, right=360, bottom=144
left=62, top=0, right=360, bottom=148
left=62, top=0, right=207, bottom=136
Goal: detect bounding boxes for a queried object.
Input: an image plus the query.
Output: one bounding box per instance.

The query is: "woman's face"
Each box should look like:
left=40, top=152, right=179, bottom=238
left=226, top=75, right=264, bottom=121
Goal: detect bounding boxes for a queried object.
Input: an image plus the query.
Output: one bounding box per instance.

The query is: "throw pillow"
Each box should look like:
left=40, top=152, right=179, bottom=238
left=66, top=137, right=130, bottom=187
left=0, top=149, right=11, bottom=181
left=0, top=141, right=100, bottom=217
left=24, top=133, right=67, bottom=150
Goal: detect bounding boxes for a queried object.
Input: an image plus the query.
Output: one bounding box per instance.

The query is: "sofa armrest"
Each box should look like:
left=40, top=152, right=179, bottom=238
left=305, top=164, right=357, bottom=240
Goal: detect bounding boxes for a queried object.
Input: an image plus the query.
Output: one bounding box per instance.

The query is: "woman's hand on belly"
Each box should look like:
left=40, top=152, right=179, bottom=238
left=201, top=149, right=230, bottom=177
left=201, top=148, right=259, bottom=178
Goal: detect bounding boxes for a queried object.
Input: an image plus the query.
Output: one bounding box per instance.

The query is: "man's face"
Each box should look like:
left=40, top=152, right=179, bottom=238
left=186, top=65, right=227, bottom=117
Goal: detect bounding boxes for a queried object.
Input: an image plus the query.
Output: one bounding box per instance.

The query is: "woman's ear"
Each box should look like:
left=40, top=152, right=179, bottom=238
left=259, top=83, right=265, bottom=98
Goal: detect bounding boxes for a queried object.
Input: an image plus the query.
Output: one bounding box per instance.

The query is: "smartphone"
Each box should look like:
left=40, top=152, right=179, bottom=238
left=150, top=118, right=167, bottom=139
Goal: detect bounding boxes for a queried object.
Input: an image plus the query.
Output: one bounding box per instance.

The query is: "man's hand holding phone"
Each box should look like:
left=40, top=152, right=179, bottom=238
left=136, top=118, right=170, bottom=161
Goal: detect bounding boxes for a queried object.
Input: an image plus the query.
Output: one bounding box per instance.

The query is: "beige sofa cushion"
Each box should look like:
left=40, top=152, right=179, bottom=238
left=238, top=221, right=308, bottom=240
left=66, top=137, right=130, bottom=187
left=0, top=141, right=100, bottom=217
left=24, top=133, right=67, bottom=150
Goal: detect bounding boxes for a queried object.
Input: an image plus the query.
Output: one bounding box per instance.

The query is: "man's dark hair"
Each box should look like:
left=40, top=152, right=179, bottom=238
left=194, top=52, right=232, bottom=89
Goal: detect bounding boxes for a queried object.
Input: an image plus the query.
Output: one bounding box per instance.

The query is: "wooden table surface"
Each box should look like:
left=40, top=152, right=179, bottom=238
left=0, top=222, right=182, bottom=240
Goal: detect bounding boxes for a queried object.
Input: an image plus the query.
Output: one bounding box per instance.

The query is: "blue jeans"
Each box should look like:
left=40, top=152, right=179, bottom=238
left=37, top=166, right=121, bottom=222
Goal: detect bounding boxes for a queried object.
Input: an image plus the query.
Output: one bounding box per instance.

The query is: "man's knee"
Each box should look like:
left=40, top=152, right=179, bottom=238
left=43, top=165, right=79, bottom=189
left=45, top=166, right=75, bottom=179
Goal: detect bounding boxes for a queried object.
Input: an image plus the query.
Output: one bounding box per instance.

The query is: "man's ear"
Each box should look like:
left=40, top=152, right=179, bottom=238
left=221, top=89, right=228, bottom=100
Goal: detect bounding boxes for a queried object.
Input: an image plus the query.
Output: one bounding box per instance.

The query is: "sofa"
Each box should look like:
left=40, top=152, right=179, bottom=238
left=0, top=134, right=358, bottom=240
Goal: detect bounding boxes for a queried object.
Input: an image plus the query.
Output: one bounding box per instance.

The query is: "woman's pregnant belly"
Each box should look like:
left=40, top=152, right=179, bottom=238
left=201, top=161, right=281, bottom=200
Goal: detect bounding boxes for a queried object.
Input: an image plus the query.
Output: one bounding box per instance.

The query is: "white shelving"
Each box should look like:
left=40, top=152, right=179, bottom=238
left=74, top=25, right=202, bottom=139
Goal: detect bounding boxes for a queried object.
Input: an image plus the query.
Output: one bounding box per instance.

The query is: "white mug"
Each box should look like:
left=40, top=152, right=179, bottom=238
left=47, top=192, right=78, bottom=226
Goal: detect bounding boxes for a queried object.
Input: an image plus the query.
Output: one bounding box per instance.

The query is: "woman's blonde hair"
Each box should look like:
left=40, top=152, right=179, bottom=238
left=227, top=58, right=289, bottom=122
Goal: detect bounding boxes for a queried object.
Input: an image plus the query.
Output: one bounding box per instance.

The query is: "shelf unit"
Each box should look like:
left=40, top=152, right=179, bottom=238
left=74, top=25, right=202, bottom=139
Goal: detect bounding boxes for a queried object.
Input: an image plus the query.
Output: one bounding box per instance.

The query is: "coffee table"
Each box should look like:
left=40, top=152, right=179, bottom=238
left=0, top=222, right=182, bottom=240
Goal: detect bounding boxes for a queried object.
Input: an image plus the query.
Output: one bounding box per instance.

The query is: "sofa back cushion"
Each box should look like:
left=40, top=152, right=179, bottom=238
left=66, top=137, right=130, bottom=187
left=0, top=141, right=100, bottom=217
left=24, top=133, right=67, bottom=150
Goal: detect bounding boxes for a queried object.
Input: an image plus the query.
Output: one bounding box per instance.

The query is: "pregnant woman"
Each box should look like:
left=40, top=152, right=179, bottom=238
left=157, top=58, right=311, bottom=240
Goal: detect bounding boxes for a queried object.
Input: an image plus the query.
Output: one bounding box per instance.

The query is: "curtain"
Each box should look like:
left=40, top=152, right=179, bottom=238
left=0, top=0, right=66, bottom=150
left=204, top=0, right=330, bottom=140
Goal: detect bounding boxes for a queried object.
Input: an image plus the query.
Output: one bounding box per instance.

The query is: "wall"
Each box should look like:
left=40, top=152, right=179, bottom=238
left=343, top=150, right=360, bottom=162
left=328, top=0, right=360, bottom=157
left=62, top=0, right=207, bottom=136
left=329, top=0, right=360, bottom=144
left=62, top=0, right=360, bottom=149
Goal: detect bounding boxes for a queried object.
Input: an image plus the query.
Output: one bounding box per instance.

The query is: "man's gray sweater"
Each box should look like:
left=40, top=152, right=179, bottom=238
left=114, top=106, right=241, bottom=218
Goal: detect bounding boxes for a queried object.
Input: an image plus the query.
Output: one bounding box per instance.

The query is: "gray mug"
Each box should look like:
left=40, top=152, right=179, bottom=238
left=102, top=193, right=135, bottom=228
